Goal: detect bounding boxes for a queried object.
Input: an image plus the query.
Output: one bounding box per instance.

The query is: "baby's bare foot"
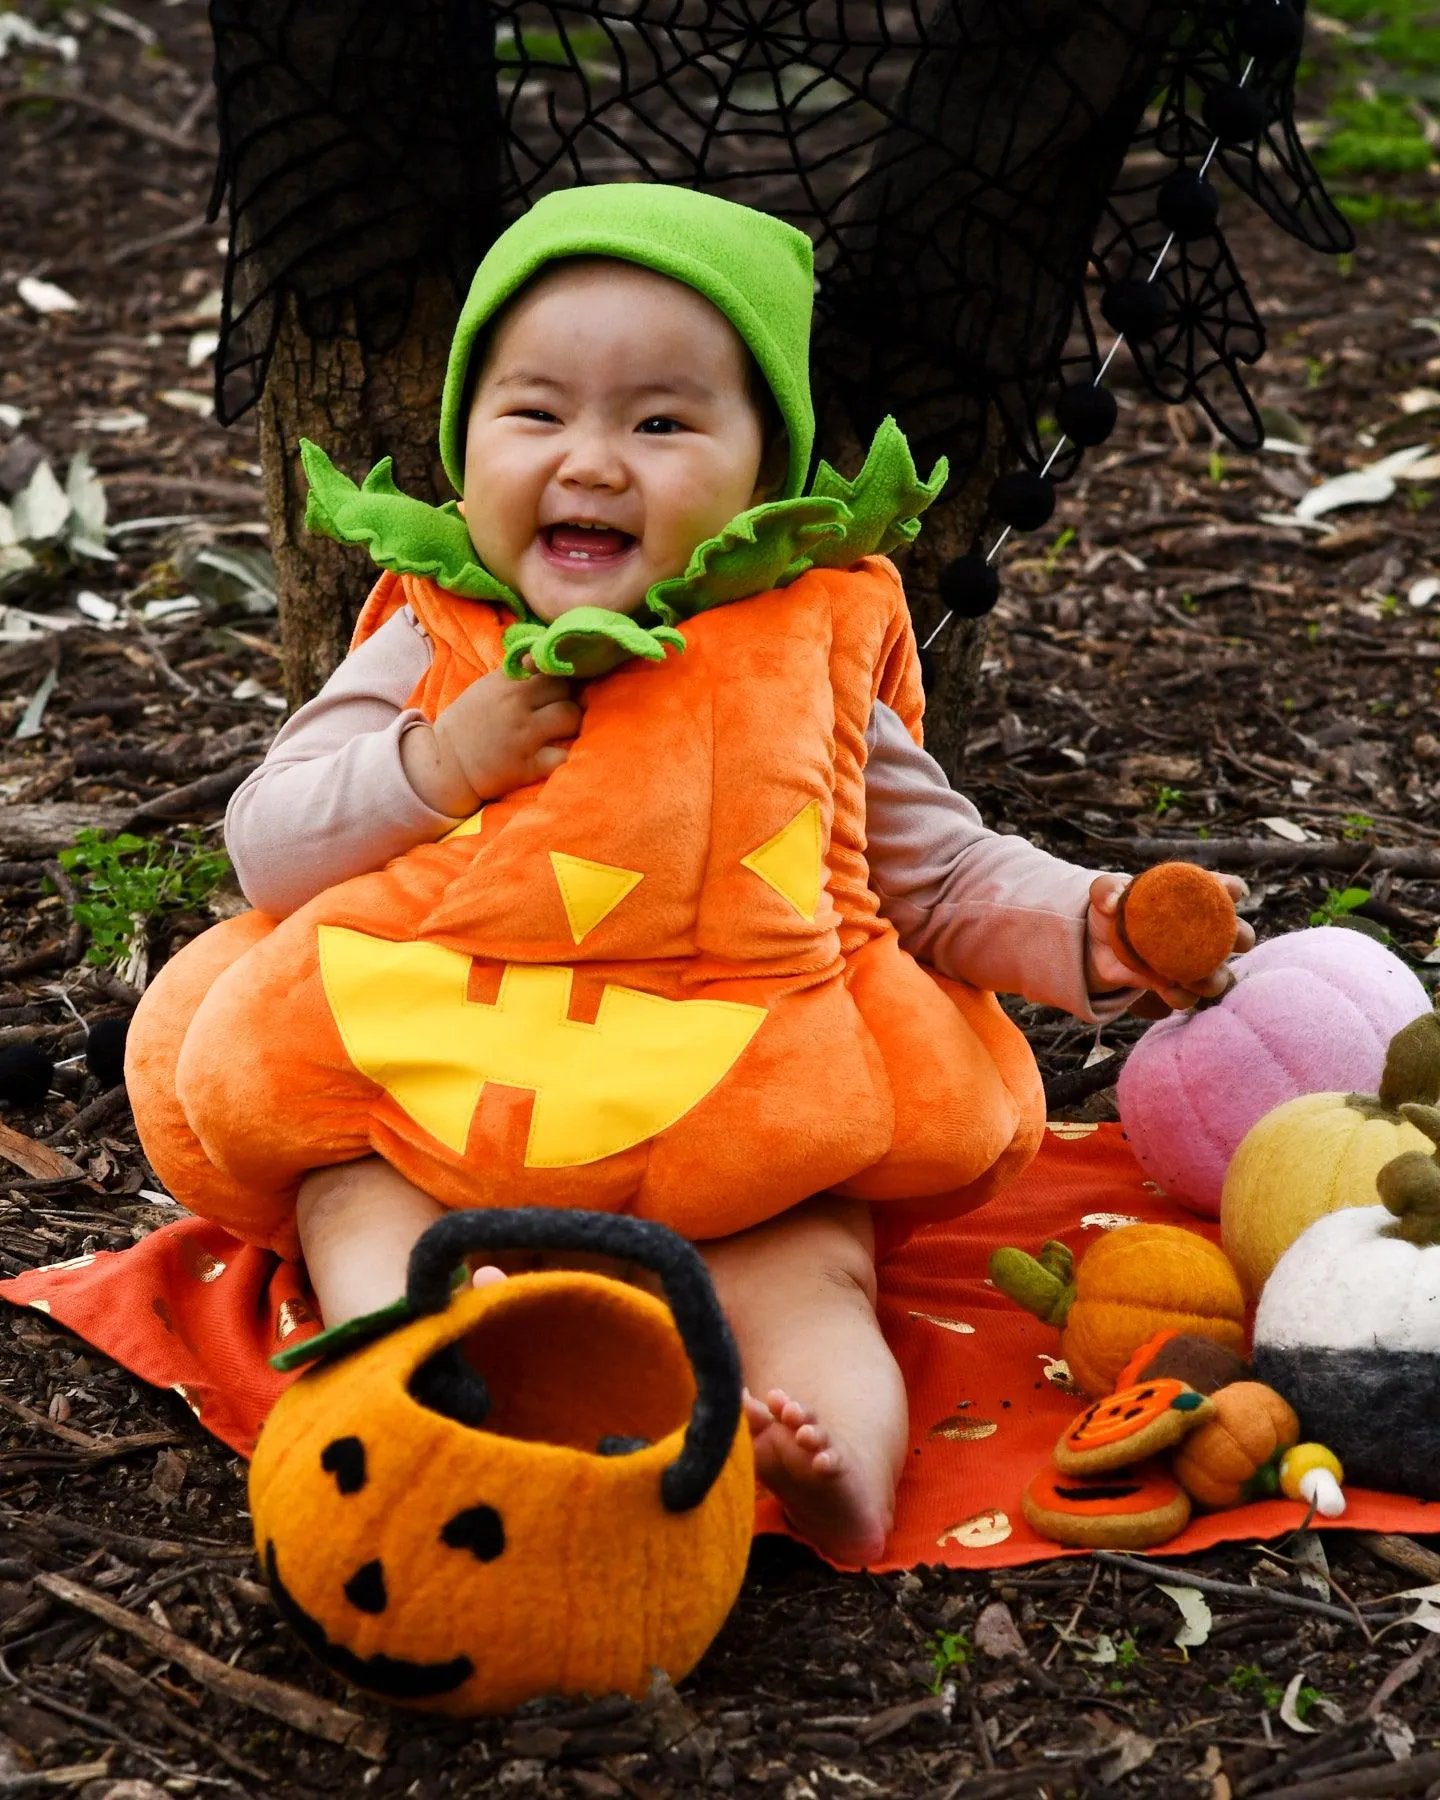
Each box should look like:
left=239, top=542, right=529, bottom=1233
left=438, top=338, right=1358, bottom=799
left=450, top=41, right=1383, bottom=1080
left=745, top=1387, right=891, bottom=1565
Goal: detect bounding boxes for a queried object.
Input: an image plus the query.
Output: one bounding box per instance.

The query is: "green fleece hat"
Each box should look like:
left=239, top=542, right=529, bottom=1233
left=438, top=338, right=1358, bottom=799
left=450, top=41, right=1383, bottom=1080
left=438, top=184, right=816, bottom=500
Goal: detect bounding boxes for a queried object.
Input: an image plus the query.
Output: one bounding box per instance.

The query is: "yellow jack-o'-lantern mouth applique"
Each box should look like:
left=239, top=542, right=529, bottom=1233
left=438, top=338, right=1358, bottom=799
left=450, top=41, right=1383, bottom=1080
left=317, top=928, right=765, bottom=1164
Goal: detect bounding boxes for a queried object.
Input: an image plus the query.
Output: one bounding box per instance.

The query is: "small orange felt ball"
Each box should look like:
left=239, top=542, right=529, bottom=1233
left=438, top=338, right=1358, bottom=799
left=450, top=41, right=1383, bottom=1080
left=1116, top=862, right=1237, bottom=988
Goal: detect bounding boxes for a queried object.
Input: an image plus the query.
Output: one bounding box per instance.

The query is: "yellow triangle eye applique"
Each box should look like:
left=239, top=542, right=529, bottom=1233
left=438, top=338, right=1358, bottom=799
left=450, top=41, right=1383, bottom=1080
left=549, top=851, right=643, bottom=945
left=741, top=800, right=825, bottom=922
left=441, top=808, right=486, bottom=842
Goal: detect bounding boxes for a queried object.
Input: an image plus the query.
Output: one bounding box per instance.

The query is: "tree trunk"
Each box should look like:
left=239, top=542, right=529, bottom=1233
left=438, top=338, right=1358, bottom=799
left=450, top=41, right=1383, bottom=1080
left=257, top=265, right=460, bottom=708
left=892, top=418, right=1007, bottom=788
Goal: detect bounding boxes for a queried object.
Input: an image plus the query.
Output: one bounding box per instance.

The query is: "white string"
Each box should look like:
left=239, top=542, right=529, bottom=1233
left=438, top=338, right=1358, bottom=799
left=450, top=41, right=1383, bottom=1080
left=922, top=55, right=1258, bottom=653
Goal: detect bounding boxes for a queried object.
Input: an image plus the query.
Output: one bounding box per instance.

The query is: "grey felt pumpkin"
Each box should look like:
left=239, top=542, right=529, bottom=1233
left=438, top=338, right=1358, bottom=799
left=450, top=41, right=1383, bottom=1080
left=1252, top=1100, right=1440, bottom=1500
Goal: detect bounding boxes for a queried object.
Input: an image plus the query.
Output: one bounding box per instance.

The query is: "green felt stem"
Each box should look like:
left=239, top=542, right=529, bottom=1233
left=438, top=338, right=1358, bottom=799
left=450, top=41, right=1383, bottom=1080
left=1378, top=1106, right=1440, bottom=1247
left=1376, top=1009, right=1440, bottom=1112
left=501, top=611, right=685, bottom=679
left=988, top=1246, right=1075, bottom=1328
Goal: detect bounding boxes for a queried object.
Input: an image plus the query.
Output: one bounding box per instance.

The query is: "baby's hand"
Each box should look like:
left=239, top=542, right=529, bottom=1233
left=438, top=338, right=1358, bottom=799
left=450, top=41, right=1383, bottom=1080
left=402, top=667, right=580, bottom=815
left=1084, top=871, right=1255, bottom=1012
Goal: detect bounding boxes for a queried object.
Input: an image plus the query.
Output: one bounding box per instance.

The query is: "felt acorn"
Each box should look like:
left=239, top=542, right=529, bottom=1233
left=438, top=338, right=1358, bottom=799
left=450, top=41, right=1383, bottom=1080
left=1222, top=1009, right=1440, bottom=1299
left=251, top=1209, right=754, bottom=1716
left=988, top=1225, right=1247, bottom=1397
left=1114, top=862, right=1237, bottom=991
left=1253, top=1102, right=1440, bottom=1502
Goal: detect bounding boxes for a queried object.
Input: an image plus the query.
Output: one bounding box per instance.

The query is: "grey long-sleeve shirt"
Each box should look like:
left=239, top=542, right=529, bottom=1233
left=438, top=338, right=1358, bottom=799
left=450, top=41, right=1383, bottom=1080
left=226, top=607, right=1134, bottom=1023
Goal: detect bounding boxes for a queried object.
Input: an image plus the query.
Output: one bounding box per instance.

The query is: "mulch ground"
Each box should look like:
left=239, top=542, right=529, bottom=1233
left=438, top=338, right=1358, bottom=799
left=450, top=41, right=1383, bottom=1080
left=2, top=4, right=1440, bottom=1796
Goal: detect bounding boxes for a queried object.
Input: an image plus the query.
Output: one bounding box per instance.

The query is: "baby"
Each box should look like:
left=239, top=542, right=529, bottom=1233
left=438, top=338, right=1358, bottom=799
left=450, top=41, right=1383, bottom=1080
left=161, top=185, right=1247, bottom=1564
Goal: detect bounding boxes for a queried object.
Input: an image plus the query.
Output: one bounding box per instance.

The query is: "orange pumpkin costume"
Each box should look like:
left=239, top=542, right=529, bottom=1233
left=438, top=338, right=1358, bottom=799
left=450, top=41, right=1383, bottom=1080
left=129, top=558, right=1043, bottom=1259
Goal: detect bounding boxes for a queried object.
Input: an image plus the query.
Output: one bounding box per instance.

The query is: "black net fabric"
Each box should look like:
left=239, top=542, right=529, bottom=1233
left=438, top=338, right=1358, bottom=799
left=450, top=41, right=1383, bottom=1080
left=210, top=0, right=1351, bottom=485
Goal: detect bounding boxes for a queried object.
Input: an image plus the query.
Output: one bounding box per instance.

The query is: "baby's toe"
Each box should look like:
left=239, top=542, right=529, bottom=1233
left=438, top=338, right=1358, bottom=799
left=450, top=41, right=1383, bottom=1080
left=794, top=1420, right=829, bottom=1454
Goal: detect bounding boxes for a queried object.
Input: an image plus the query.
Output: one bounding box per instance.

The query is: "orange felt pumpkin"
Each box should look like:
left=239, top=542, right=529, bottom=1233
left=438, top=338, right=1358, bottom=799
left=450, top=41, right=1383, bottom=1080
left=251, top=1210, right=754, bottom=1715
left=129, top=565, right=1044, bottom=1257
left=989, top=1226, right=1247, bottom=1397
left=1054, top=1378, right=1214, bottom=1474
left=1022, top=1461, right=1191, bottom=1549
left=1171, top=1381, right=1300, bottom=1510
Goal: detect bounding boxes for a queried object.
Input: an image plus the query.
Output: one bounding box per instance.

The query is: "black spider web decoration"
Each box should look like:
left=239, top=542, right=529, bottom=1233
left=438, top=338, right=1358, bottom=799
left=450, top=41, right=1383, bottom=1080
left=209, top=0, right=1352, bottom=518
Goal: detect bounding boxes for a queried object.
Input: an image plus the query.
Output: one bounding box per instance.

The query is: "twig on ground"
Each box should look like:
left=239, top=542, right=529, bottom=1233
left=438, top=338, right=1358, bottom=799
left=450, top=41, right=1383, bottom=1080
left=1368, top=1634, right=1440, bottom=1719
left=101, top=472, right=264, bottom=506
left=1083, top=836, right=1440, bottom=876
left=0, top=1391, right=181, bottom=1459
left=1043, top=1048, right=1132, bottom=1111
left=126, top=759, right=261, bottom=827
left=33, top=1571, right=389, bottom=1760
left=0, top=87, right=208, bottom=154
left=90, top=1650, right=274, bottom=1784
left=1239, top=1748, right=1440, bottom=1799
left=41, top=860, right=85, bottom=968
left=0, top=940, right=67, bottom=982
left=1091, top=1551, right=1409, bottom=1629
left=1360, top=1534, right=1440, bottom=1586
left=44, top=1082, right=128, bottom=1147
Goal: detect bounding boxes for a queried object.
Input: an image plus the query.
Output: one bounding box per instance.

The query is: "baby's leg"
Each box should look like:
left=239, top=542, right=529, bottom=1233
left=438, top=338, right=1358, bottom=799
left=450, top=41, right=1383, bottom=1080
left=297, top=1157, right=453, bottom=1324
left=700, top=1197, right=906, bottom=1566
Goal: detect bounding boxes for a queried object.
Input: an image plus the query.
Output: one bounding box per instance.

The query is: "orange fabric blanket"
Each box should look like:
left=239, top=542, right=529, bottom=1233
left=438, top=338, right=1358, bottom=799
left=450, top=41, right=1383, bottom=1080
left=2, top=1122, right=1432, bottom=1569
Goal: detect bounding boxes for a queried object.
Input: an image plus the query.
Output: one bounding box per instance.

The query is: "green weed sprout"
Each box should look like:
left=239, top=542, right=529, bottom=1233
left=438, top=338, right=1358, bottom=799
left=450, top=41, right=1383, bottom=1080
left=58, top=829, right=231, bottom=970
left=1310, top=884, right=1370, bottom=926
left=928, top=1629, right=970, bottom=1691
left=1152, top=785, right=1184, bottom=818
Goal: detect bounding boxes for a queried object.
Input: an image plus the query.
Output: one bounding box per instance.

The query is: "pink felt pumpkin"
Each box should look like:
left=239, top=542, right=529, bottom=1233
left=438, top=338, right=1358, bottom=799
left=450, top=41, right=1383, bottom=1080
left=1117, top=928, right=1429, bottom=1219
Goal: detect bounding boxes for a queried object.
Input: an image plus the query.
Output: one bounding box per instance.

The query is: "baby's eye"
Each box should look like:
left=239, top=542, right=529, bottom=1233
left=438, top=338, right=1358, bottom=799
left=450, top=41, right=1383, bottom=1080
left=510, top=408, right=560, bottom=424
left=636, top=416, right=685, bottom=435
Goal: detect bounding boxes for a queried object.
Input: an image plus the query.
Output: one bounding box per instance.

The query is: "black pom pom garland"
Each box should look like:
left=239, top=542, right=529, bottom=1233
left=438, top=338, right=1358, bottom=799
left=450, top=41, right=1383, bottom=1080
left=937, top=555, right=1001, bottom=620
left=85, top=1015, right=130, bottom=1091
left=1100, top=278, right=1169, bottom=342
left=1157, top=168, right=1220, bottom=241
left=1237, top=0, right=1303, bottom=62
left=988, top=471, right=1056, bottom=532
left=1202, top=82, right=1268, bottom=145
left=0, top=1043, right=55, bottom=1110
left=1053, top=382, right=1118, bottom=448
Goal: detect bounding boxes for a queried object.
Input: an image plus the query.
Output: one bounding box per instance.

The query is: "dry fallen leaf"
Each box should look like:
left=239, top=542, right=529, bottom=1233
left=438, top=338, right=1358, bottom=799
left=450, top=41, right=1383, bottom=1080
left=1156, top=1582, right=1212, bottom=1647
left=973, top=1600, right=1027, bottom=1660
left=0, top=1120, right=83, bottom=1182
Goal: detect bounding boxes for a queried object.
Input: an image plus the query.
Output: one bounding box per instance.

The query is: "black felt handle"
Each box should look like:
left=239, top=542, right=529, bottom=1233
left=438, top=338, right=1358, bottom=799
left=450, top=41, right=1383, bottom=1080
left=405, top=1209, right=743, bottom=1513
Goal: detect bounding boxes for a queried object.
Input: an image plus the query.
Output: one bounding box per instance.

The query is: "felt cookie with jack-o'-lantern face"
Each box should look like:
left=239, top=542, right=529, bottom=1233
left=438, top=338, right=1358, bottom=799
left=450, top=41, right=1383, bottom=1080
left=1022, top=1461, right=1192, bottom=1550
left=250, top=1210, right=754, bottom=1716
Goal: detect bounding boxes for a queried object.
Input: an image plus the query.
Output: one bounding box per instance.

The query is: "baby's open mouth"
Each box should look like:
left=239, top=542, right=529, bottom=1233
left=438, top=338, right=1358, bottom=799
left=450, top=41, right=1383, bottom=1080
left=541, top=522, right=637, bottom=564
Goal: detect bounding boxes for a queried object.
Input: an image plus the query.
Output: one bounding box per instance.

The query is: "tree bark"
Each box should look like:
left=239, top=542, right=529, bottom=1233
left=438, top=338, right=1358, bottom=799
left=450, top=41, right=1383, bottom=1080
left=257, top=265, right=460, bottom=708
left=891, top=417, right=1007, bottom=788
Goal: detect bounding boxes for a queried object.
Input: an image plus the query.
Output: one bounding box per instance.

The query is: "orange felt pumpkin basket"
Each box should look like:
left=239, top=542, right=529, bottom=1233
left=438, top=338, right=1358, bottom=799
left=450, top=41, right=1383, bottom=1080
left=250, top=1210, right=755, bottom=1716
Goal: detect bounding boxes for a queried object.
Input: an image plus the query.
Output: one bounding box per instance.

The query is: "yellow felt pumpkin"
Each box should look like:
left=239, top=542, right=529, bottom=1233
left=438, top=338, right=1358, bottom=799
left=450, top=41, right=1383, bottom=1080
left=250, top=1210, right=754, bottom=1716
left=989, top=1225, right=1246, bottom=1397
left=1171, top=1381, right=1300, bottom=1509
left=1221, top=1010, right=1440, bottom=1300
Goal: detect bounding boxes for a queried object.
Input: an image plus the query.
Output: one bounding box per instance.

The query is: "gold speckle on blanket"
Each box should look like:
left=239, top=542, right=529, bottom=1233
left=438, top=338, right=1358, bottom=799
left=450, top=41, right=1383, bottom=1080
left=1080, top=1212, right=1143, bottom=1231
left=927, top=1414, right=999, bottom=1443
left=183, top=1245, right=227, bottom=1284
left=276, top=1298, right=316, bottom=1341
left=937, top=1509, right=1012, bottom=1549
left=1047, top=1122, right=1100, bottom=1140
left=907, top=1310, right=976, bottom=1335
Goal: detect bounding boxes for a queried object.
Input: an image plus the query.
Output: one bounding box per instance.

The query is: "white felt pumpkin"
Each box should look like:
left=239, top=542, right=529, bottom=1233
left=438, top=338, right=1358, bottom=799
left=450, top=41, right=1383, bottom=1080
left=1252, top=1102, right=1440, bottom=1501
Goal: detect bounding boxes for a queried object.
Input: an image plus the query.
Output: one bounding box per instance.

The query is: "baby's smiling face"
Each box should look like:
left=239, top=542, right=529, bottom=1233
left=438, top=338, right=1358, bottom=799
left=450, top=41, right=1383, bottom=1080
left=459, top=259, right=779, bottom=625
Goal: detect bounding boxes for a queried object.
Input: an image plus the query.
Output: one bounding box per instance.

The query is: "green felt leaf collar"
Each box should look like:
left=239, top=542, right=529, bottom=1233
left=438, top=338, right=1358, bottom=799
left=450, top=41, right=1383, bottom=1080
left=302, top=417, right=946, bottom=676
